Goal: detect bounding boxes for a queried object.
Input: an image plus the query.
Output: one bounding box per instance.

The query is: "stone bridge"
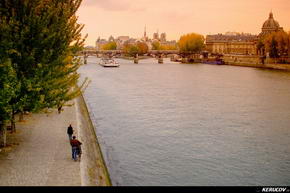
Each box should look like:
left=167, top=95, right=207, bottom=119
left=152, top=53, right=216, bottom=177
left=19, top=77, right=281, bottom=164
left=82, top=50, right=179, bottom=56
left=81, top=49, right=181, bottom=64
left=80, top=49, right=204, bottom=64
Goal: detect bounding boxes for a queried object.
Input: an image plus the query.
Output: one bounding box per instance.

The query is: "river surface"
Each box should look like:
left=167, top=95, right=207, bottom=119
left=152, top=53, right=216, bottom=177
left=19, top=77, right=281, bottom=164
left=78, top=56, right=290, bottom=186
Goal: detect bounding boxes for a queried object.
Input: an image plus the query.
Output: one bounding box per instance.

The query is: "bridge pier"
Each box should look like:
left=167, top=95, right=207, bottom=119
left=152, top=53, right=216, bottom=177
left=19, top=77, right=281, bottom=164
left=134, top=54, right=139, bottom=64
left=84, top=55, right=88, bottom=64
left=134, top=58, right=139, bottom=64
left=181, top=58, right=189, bottom=63
left=157, top=54, right=163, bottom=64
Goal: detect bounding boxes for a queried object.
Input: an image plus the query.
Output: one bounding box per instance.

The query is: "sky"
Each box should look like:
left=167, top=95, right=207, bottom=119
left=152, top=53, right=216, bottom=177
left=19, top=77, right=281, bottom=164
left=76, top=0, right=290, bottom=46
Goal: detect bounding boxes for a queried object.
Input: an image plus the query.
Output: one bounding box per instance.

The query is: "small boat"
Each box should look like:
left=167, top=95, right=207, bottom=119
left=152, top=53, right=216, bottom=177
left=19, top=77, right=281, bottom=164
left=99, top=58, right=119, bottom=67
left=203, top=58, right=225, bottom=65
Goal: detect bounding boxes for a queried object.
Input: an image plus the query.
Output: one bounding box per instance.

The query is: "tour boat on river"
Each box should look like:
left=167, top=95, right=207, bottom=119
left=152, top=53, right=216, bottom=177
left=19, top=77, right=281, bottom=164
left=99, top=58, right=120, bottom=67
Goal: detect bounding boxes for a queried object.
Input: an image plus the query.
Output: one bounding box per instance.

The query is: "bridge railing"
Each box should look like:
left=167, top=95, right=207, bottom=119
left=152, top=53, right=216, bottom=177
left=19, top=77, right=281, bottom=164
left=82, top=50, right=180, bottom=55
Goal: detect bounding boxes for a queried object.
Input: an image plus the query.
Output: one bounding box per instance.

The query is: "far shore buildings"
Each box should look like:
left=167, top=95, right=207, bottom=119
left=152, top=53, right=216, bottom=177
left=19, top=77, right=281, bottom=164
left=95, top=27, right=177, bottom=51
left=95, top=37, right=108, bottom=50
left=206, top=32, right=257, bottom=55
left=205, top=12, right=284, bottom=55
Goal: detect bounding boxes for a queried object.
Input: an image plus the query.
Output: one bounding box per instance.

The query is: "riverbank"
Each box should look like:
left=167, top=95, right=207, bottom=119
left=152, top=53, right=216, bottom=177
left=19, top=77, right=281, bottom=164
left=181, top=58, right=290, bottom=71
left=225, top=62, right=290, bottom=71
left=75, top=94, right=111, bottom=186
left=0, top=95, right=111, bottom=186
left=222, top=54, right=290, bottom=71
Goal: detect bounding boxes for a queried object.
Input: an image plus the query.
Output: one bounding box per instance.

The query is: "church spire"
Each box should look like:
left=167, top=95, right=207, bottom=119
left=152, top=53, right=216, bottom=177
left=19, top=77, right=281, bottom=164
left=269, top=10, right=273, bottom=18
left=144, top=25, right=147, bottom=38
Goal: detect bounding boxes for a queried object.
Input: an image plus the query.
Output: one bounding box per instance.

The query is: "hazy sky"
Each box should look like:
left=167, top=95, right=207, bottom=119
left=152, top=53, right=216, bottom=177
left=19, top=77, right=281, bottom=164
left=76, top=0, right=290, bottom=46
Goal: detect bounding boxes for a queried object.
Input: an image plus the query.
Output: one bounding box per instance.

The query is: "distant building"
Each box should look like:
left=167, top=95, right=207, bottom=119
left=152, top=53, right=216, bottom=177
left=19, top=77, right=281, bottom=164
left=117, top=36, right=130, bottom=42
left=224, top=32, right=240, bottom=36
left=153, top=32, right=159, bottom=41
left=206, top=11, right=284, bottom=55
left=95, top=37, right=108, bottom=50
left=160, top=33, right=166, bottom=42
left=116, top=36, right=130, bottom=50
left=84, top=45, right=95, bottom=51
left=142, top=26, right=149, bottom=42
left=151, top=31, right=176, bottom=49
left=95, top=27, right=177, bottom=51
left=108, top=35, right=115, bottom=42
left=259, top=12, right=283, bottom=37
left=160, top=40, right=176, bottom=49
left=206, top=33, right=258, bottom=55
left=124, top=38, right=137, bottom=45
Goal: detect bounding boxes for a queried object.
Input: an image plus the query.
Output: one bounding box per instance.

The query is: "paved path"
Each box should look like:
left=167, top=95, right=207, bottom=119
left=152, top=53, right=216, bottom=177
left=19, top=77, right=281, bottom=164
left=0, top=105, right=81, bottom=186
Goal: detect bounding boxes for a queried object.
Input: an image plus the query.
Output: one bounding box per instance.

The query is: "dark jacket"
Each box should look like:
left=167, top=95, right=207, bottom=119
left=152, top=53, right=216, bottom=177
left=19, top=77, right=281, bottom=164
left=67, top=126, right=73, bottom=135
left=70, top=139, right=82, bottom=147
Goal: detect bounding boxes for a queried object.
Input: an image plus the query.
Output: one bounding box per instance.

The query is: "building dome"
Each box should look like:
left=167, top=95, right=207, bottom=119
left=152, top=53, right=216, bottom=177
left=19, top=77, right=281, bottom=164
left=260, top=12, right=283, bottom=36
left=262, top=12, right=280, bottom=29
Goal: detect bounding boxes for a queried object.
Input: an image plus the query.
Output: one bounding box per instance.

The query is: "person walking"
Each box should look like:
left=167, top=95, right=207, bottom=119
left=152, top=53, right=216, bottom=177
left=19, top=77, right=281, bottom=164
left=58, top=105, right=62, bottom=114
left=70, top=136, right=82, bottom=161
left=67, top=124, right=73, bottom=141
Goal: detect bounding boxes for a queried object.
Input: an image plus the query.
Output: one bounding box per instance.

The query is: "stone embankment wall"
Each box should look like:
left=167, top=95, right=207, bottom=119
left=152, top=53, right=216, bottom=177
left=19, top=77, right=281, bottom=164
left=265, top=57, right=290, bottom=64
left=75, top=94, right=111, bottom=186
left=263, top=63, right=290, bottom=71
left=223, top=55, right=263, bottom=67
left=223, top=54, right=290, bottom=71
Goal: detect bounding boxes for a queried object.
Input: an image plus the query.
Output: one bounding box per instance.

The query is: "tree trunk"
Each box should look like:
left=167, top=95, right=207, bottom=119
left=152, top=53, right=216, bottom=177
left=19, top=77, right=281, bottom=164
left=0, top=121, right=7, bottom=147
left=19, top=111, right=24, bottom=122
left=11, top=112, right=16, bottom=133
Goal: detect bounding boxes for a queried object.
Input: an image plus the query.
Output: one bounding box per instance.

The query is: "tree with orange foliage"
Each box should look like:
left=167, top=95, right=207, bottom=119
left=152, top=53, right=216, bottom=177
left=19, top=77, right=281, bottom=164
left=152, top=41, right=161, bottom=50
left=123, top=44, right=138, bottom=56
left=178, top=33, right=205, bottom=53
left=260, top=31, right=290, bottom=58
left=123, top=42, right=149, bottom=56
left=102, top=42, right=117, bottom=50
left=160, top=44, right=177, bottom=50
left=136, top=42, right=149, bottom=55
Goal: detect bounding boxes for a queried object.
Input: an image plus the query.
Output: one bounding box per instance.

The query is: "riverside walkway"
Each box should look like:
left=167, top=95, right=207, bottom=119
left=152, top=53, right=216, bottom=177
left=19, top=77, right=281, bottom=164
left=0, top=105, right=81, bottom=186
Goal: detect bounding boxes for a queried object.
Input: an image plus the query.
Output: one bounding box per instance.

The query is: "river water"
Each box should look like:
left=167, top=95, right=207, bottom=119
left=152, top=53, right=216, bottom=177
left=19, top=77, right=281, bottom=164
left=78, top=56, right=290, bottom=186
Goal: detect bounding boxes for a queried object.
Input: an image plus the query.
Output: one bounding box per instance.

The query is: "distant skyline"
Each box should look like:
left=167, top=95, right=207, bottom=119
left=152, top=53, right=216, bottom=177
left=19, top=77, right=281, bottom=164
left=76, top=0, right=290, bottom=46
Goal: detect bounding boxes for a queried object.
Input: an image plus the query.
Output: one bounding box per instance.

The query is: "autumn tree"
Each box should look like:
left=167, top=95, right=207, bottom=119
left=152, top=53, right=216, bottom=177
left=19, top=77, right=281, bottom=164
left=178, top=33, right=205, bottom=53
left=102, top=41, right=117, bottom=50
left=259, top=31, right=290, bottom=58
left=257, top=39, right=265, bottom=55
left=160, top=44, right=177, bottom=50
left=136, top=42, right=149, bottom=55
left=0, top=0, right=87, bottom=141
left=152, top=41, right=161, bottom=50
left=123, top=42, right=148, bottom=56
left=275, top=31, right=289, bottom=56
left=127, top=45, right=139, bottom=56
left=123, top=44, right=133, bottom=56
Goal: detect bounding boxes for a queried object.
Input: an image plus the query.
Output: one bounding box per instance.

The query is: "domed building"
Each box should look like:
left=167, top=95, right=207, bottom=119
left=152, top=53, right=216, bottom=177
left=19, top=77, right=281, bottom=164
left=259, top=12, right=283, bottom=36
left=205, top=12, right=285, bottom=55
